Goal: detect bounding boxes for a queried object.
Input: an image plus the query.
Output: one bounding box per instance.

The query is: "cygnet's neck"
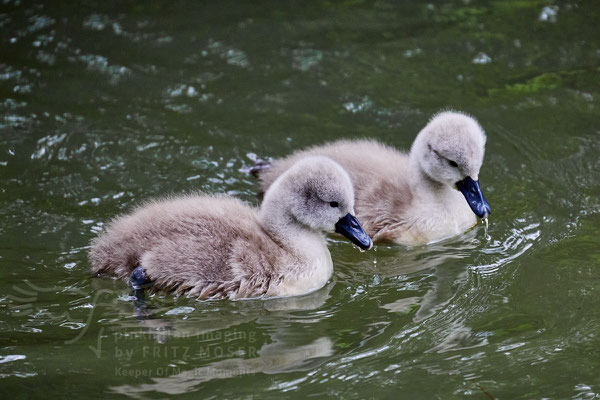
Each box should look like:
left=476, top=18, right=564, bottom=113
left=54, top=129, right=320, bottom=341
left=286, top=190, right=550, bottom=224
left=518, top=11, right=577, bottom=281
left=261, top=201, right=333, bottom=297
left=408, top=155, right=452, bottom=200
left=259, top=197, right=333, bottom=297
left=259, top=196, right=328, bottom=264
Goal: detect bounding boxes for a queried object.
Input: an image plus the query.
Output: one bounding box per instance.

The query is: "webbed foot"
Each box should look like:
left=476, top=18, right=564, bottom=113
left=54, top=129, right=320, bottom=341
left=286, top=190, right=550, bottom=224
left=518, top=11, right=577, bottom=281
left=130, top=265, right=152, bottom=303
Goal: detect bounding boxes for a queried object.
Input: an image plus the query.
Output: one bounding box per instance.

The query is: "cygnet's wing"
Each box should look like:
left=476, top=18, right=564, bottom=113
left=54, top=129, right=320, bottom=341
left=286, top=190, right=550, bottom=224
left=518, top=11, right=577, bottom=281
left=90, top=194, right=280, bottom=298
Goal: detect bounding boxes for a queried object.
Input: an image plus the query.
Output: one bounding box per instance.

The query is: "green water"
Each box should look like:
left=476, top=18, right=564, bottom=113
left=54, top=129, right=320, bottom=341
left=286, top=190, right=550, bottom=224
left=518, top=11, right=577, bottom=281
left=1, top=0, right=599, bottom=398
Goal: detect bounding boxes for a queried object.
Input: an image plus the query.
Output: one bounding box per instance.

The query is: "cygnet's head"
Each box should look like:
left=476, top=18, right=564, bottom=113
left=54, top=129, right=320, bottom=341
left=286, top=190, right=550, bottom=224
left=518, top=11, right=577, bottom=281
left=411, top=111, right=491, bottom=218
left=262, top=156, right=372, bottom=250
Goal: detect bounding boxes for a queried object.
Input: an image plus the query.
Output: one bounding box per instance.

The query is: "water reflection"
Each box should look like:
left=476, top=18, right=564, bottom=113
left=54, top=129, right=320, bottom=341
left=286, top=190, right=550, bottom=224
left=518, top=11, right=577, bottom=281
left=94, top=285, right=337, bottom=395
left=81, top=280, right=335, bottom=345
left=110, top=334, right=333, bottom=396
left=369, top=229, right=480, bottom=322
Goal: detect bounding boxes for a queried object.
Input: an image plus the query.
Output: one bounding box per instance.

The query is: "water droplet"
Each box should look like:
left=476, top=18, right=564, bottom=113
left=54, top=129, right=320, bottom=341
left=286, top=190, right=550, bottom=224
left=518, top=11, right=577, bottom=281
left=539, top=6, right=558, bottom=23
left=482, top=217, right=491, bottom=241
left=472, top=52, right=492, bottom=64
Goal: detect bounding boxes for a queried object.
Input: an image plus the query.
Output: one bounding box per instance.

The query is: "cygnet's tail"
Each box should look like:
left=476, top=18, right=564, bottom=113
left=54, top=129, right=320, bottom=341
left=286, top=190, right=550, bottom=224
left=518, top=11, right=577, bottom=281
left=247, top=158, right=272, bottom=178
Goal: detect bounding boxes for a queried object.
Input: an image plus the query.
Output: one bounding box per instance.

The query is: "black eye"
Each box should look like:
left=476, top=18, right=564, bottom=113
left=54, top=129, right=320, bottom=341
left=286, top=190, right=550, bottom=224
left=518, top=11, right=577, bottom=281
left=329, top=201, right=339, bottom=208
left=448, top=160, right=458, bottom=168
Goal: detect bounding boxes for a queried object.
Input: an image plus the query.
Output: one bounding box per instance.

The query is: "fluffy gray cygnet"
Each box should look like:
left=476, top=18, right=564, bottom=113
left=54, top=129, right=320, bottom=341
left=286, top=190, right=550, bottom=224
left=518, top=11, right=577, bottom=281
left=89, top=156, right=372, bottom=299
left=256, top=111, right=491, bottom=245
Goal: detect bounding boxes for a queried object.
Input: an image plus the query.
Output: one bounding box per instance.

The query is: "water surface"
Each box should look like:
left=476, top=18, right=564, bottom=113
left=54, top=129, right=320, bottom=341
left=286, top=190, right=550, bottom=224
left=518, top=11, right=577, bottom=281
left=1, top=0, right=600, bottom=398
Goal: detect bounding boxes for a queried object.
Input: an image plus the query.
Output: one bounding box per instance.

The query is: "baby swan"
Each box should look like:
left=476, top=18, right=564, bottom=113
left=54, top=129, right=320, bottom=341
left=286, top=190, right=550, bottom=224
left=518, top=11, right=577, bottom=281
left=89, top=156, right=372, bottom=300
left=256, top=111, right=491, bottom=245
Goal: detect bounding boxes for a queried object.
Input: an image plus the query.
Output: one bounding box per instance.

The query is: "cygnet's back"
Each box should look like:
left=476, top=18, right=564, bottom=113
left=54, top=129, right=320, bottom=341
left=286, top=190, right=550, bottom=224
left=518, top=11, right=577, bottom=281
left=259, top=139, right=410, bottom=197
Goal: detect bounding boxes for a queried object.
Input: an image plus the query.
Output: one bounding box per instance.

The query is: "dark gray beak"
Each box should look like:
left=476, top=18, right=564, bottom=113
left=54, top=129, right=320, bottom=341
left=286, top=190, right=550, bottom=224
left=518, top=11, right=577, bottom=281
left=335, top=213, right=372, bottom=250
left=456, top=176, right=491, bottom=218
